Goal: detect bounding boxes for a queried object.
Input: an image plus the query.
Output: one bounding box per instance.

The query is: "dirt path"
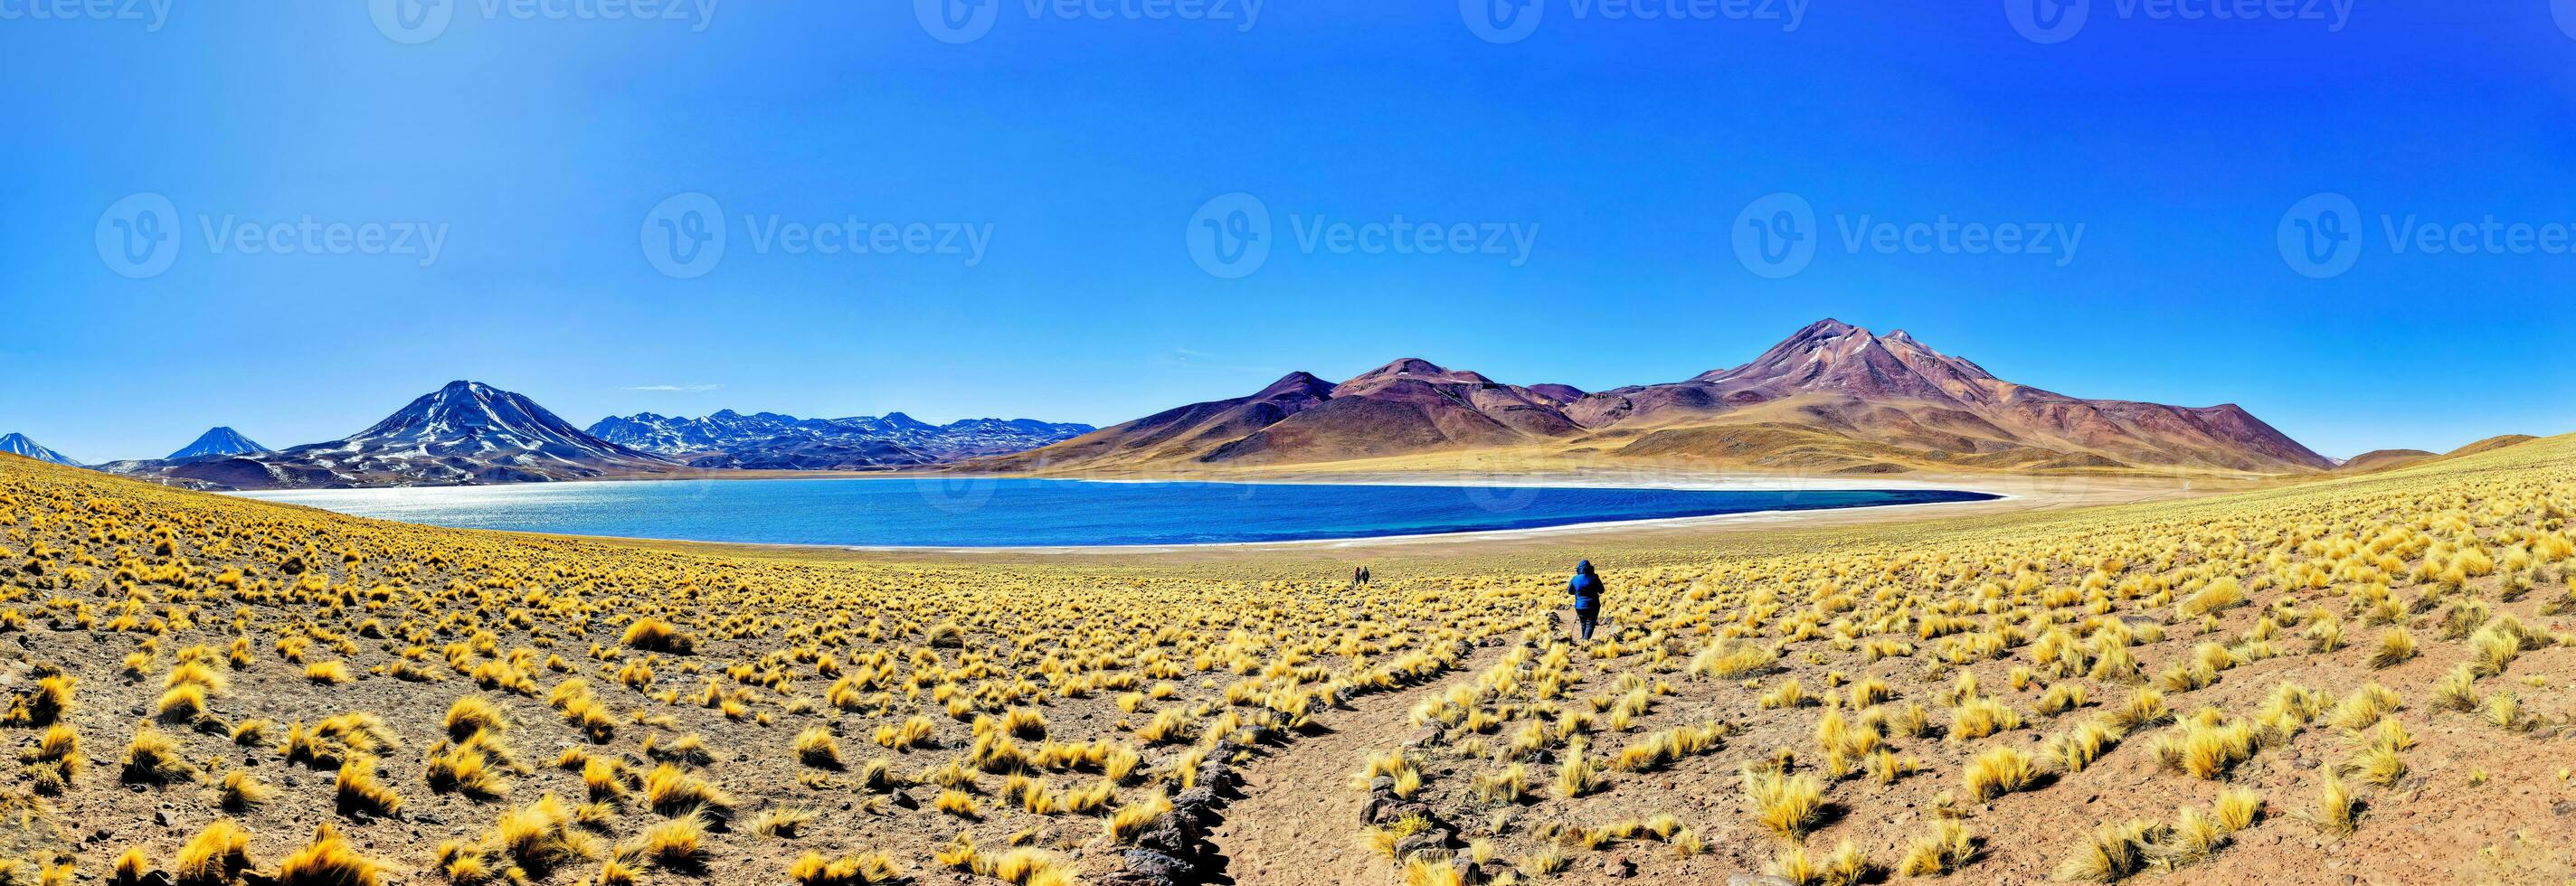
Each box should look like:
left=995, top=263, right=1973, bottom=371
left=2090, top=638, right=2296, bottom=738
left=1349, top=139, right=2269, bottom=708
left=1208, top=646, right=1511, bottom=886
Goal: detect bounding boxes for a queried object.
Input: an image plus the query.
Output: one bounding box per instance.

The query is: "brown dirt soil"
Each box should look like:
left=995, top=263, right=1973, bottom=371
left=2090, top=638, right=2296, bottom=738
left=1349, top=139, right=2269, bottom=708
left=1208, top=644, right=1511, bottom=886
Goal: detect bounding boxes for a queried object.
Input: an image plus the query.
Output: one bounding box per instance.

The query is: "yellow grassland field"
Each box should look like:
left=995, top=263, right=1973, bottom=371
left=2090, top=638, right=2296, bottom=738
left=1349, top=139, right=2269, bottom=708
left=0, top=432, right=2570, bottom=885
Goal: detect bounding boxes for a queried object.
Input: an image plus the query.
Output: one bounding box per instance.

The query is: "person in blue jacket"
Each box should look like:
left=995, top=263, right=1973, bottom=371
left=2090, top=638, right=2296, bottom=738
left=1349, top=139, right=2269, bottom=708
left=1567, top=560, right=1605, bottom=640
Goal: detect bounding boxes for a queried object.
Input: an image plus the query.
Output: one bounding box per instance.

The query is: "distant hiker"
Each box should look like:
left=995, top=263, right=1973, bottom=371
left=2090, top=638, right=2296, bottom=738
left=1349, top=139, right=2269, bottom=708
left=1567, top=560, right=1605, bottom=640
left=1359, top=566, right=1373, bottom=585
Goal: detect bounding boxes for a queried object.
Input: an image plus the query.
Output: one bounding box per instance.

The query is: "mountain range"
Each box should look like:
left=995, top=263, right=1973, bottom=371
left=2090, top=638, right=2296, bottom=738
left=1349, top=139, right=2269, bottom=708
left=103, top=382, right=677, bottom=489
left=586, top=410, right=1093, bottom=470
left=0, top=433, right=80, bottom=467
left=90, top=382, right=1091, bottom=490
left=980, top=319, right=2335, bottom=476
left=21, top=320, right=2356, bottom=487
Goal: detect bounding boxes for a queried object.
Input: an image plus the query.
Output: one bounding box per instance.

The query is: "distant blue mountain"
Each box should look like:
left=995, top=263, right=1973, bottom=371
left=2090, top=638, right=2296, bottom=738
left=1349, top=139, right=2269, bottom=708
left=587, top=410, right=1094, bottom=470
left=0, top=433, right=82, bottom=467
left=167, top=427, right=270, bottom=460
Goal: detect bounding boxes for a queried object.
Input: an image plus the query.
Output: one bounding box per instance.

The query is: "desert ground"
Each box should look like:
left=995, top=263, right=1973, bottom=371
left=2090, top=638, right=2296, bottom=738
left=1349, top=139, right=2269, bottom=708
left=0, top=437, right=2570, bottom=885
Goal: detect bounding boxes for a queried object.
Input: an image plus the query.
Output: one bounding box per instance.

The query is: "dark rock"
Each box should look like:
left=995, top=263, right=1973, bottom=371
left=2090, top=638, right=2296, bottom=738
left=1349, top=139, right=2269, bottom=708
left=1120, top=849, right=1190, bottom=884
left=1392, top=827, right=1452, bottom=859
left=1452, top=856, right=1487, bottom=884
left=1368, top=776, right=1396, bottom=793
left=1604, top=855, right=1636, bottom=878
left=1132, top=817, right=1196, bottom=856
left=889, top=790, right=918, bottom=810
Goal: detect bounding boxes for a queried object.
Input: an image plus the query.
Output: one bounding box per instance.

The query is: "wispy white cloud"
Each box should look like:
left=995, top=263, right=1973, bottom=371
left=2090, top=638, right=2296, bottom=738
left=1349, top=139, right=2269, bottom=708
left=625, top=383, right=723, bottom=392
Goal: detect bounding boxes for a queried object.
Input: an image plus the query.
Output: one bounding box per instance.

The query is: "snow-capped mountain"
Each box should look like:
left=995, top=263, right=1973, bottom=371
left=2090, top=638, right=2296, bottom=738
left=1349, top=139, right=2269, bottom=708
left=115, top=382, right=677, bottom=489
left=167, top=427, right=270, bottom=460
left=0, top=433, right=82, bottom=467
left=586, top=409, right=1093, bottom=469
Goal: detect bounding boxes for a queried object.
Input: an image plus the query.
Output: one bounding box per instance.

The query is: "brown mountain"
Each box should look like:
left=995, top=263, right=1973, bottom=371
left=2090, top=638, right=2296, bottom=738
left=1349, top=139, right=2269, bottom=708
left=983, top=319, right=2333, bottom=476
left=2336, top=434, right=2536, bottom=475
left=980, top=360, right=1583, bottom=470
left=2338, top=449, right=2439, bottom=474
left=1567, top=319, right=2333, bottom=473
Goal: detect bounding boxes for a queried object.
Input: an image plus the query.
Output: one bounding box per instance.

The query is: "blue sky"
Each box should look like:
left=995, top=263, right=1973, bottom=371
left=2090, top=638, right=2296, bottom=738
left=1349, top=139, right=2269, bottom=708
left=4, top=1, right=2572, bottom=462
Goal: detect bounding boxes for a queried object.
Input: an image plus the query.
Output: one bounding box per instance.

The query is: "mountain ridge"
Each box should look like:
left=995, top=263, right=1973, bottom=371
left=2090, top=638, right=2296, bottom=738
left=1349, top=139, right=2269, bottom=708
left=108, top=382, right=677, bottom=489
left=981, top=319, right=2333, bottom=476
left=584, top=410, right=1093, bottom=470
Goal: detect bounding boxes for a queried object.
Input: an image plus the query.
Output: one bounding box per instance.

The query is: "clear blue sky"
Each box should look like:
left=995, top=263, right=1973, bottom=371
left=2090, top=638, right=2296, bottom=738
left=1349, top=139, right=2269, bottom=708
left=5, top=3, right=2571, bottom=462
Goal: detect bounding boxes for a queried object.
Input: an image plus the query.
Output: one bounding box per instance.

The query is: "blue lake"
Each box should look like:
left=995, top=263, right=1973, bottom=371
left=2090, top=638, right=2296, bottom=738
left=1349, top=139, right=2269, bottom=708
left=237, top=478, right=2001, bottom=547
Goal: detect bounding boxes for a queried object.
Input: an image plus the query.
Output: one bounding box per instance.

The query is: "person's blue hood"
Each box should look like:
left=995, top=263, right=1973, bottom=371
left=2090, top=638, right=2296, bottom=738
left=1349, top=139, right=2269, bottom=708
left=1577, top=561, right=1593, bottom=575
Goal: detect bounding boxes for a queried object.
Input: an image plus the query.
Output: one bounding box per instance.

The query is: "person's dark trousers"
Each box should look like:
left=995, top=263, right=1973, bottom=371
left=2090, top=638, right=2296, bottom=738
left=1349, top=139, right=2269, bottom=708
left=1575, top=607, right=1598, bottom=640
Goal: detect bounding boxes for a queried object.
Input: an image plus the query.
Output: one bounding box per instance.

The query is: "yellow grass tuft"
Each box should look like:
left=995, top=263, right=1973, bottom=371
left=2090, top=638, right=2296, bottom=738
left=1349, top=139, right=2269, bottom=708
left=275, top=823, right=384, bottom=886
left=1740, top=767, right=1824, bottom=842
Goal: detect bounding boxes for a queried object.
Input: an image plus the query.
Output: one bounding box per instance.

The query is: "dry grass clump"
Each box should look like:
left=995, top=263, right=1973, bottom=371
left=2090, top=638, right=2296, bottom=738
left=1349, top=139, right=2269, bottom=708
left=794, top=726, right=844, bottom=769
left=1962, top=746, right=2038, bottom=800
left=217, top=768, right=277, bottom=811
left=1740, top=766, right=1825, bottom=841
left=787, top=851, right=904, bottom=886
left=173, top=818, right=257, bottom=883
left=121, top=721, right=198, bottom=785
left=274, top=823, right=384, bottom=886
left=641, top=763, right=736, bottom=821
left=620, top=617, right=695, bottom=654
left=334, top=757, right=404, bottom=817
left=1899, top=820, right=1976, bottom=876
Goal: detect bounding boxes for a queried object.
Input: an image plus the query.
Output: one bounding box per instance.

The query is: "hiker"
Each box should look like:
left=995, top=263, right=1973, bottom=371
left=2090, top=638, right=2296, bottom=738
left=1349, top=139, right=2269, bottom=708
left=1567, top=560, right=1605, bottom=640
